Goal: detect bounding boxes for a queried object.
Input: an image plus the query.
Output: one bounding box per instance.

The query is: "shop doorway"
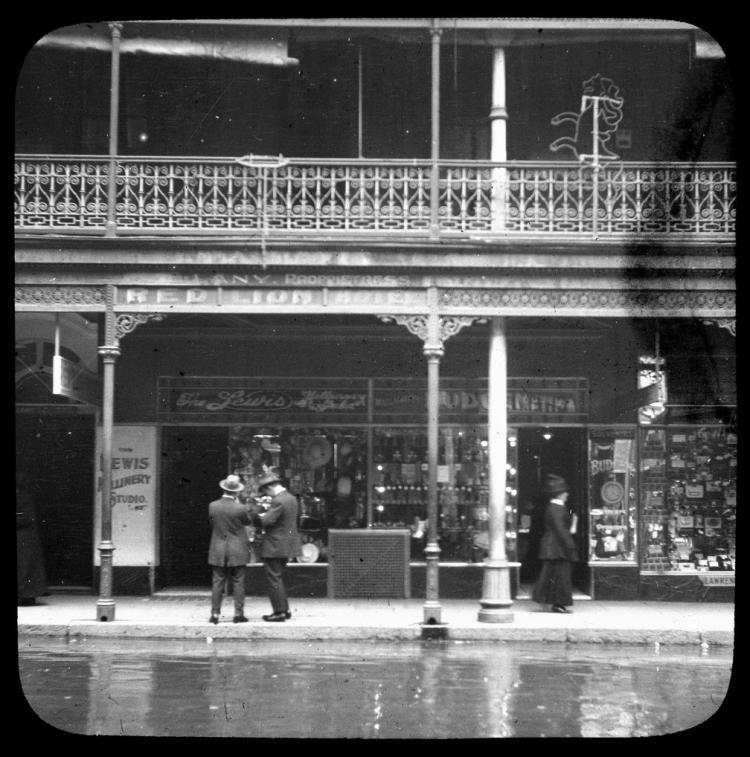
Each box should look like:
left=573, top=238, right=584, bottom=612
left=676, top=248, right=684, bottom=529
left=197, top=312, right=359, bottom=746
left=161, top=427, right=229, bottom=587
left=16, top=411, right=96, bottom=590
left=516, top=427, right=589, bottom=594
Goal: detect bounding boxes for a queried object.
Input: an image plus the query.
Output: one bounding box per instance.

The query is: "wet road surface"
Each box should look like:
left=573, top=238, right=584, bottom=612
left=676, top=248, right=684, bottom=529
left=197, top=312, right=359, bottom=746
left=18, top=639, right=732, bottom=738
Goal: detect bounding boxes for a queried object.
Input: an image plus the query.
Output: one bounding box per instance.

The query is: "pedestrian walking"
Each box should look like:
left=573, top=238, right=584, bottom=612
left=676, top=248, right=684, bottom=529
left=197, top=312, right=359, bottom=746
left=16, top=472, right=47, bottom=606
left=208, top=474, right=252, bottom=624
left=252, top=470, right=302, bottom=622
left=531, top=473, right=578, bottom=613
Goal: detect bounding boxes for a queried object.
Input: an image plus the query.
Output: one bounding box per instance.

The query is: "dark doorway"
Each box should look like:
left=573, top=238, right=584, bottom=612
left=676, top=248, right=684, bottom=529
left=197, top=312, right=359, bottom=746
left=161, top=427, right=229, bottom=587
left=516, top=427, right=588, bottom=593
left=16, top=412, right=96, bottom=589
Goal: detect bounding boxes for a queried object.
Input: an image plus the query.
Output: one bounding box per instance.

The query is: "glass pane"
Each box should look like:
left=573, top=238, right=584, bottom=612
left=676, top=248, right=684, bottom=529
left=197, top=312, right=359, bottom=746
left=589, top=428, right=637, bottom=563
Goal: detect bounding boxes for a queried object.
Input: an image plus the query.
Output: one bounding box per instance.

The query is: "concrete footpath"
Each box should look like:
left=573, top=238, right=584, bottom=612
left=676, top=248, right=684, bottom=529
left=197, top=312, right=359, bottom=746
left=17, top=592, right=735, bottom=646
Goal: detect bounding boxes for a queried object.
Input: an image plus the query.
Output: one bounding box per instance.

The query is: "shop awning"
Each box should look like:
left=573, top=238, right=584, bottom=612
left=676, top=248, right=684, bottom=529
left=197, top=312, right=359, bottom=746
left=34, top=22, right=299, bottom=66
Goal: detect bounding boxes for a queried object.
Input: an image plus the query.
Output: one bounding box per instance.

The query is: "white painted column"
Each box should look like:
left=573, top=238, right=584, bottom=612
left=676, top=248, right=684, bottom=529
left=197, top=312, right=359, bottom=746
left=490, top=48, right=508, bottom=232
left=478, top=316, right=513, bottom=622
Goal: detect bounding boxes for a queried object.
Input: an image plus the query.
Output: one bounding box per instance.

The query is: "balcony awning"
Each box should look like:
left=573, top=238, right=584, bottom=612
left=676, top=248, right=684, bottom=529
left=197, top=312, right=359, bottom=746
left=34, top=23, right=299, bottom=66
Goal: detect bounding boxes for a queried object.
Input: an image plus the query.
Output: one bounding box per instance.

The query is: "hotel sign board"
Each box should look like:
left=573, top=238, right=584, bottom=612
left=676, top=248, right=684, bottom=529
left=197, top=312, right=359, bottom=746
left=117, top=286, right=427, bottom=313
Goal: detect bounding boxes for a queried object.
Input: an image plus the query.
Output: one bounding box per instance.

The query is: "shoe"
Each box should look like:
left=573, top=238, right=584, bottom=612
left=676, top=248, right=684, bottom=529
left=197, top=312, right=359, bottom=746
left=209, top=614, right=219, bottom=624
left=262, top=612, right=287, bottom=622
left=284, top=610, right=292, bottom=619
left=233, top=615, right=249, bottom=623
left=551, top=605, right=571, bottom=614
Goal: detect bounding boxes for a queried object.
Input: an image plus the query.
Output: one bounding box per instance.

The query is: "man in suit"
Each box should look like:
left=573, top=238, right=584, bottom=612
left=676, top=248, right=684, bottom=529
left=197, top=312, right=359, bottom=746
left=208, top=474, right=252, bottom=624
left=252, top=470, right=302, bottom=622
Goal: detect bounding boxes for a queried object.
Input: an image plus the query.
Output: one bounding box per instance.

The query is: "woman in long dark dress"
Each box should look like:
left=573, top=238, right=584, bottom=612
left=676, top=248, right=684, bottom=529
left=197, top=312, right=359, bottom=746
left=531, top=474, right=578, bottom=613
left=17, top=475, right=47, bottom=606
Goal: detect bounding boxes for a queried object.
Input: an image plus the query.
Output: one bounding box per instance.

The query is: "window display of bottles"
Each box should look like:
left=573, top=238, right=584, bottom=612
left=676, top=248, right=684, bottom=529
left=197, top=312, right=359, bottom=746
left=372, top=427, right=517, bottom=562
left=639, top=425, right=736, bottom=572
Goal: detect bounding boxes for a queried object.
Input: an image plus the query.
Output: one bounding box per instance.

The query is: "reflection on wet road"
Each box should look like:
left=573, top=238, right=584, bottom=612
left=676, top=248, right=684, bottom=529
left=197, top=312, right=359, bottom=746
left=18, top=639, right=732, bottom=738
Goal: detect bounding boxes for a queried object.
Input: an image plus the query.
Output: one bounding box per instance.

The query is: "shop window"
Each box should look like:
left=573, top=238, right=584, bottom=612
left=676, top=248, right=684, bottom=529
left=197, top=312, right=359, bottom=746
left=372, top=426, right=517, bottom=562
left=588, top=428, right=638, bottom=563
left=639, top=425, right=736, bottom=573
left=229, top=426, right=367, bottom=563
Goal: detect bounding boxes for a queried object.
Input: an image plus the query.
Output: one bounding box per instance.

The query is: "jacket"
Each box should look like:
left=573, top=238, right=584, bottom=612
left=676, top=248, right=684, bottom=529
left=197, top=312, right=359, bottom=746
left=254, top=488, right=302, bottom=560
left=538, top=500, right=578, bottom=562
left=208, top=494, right=252, bottom=567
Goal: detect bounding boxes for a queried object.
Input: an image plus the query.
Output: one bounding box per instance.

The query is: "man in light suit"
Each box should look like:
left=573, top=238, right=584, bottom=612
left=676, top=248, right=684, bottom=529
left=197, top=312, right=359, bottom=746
left=208, top=474, right=252, bottom=624
left=252, top=470, right=302, bottom=622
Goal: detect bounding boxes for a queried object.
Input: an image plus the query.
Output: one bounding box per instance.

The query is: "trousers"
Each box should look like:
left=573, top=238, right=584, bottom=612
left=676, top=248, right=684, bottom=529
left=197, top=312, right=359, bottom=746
left=210, top=563, right=246, bottom=615
left=262, top=557, right=289, bottom=613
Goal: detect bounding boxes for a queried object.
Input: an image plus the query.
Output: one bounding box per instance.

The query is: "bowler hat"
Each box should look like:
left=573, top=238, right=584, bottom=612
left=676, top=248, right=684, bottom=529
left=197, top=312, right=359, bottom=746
left=219, top=474, right=245, bottom=492
left=543, top=474, right=568, bottom=495
left=256, top=470, right=282, bottom=489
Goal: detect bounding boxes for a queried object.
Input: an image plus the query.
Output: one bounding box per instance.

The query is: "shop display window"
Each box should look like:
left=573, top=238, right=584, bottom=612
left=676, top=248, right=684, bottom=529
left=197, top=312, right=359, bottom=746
left=639, top=425, right=736, bottom=572
left=588, top=428, right=638, bottom=563
left=372, top=426, right=518, bottom=562
left=229, top=426, right=367, bottom=562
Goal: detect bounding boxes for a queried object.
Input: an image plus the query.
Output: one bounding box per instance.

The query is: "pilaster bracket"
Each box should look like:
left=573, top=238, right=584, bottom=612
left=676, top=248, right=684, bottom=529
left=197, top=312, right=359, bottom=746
left=702, top=318, right=736, bottom=337
left=378, top=314, right=485, bottom=353
left=115, top=313, right=164, bottom=343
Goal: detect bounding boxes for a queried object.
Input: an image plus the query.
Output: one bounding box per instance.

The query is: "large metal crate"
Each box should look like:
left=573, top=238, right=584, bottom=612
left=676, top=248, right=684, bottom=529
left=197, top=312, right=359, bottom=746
left=327, top=529, right=411, bottom=598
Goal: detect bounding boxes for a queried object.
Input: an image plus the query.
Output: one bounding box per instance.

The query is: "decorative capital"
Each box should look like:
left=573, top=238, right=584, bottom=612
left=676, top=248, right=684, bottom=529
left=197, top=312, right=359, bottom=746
left=702, top=318, right=736, bottom=337
left=97, top=345, right=121, bottom=360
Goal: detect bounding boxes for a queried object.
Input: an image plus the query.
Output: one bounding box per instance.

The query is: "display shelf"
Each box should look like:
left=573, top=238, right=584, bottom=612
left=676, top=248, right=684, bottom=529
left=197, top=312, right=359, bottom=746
left=637, top=424, right=736, bottom=573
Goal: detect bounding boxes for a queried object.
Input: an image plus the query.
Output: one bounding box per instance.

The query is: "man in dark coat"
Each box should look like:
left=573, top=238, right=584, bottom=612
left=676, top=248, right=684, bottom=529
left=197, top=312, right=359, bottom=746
left=252, top=470, right=302, bottom=622
left=531, top=473, right=579, bottom=613
left=208, top=474, right=252, bottom=624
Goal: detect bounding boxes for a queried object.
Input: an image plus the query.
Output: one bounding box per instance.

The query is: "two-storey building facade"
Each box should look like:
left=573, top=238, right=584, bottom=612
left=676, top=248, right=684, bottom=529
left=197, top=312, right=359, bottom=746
left=15, top=19, right=735, bottom=615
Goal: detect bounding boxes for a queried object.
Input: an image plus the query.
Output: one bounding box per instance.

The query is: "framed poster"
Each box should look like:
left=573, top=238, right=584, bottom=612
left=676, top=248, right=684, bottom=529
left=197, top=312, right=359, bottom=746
left=93, top=425, right=159, bottom=566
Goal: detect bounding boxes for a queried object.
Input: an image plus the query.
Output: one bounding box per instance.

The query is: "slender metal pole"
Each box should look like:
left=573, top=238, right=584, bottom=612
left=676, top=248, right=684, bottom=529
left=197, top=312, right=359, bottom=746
left=105, top=22, right=122, bottom=238
left=423, top=288, right=443, bottom=624
left=591, top=96, right=600, bottom=238
left=490, top=47, right=508, bottom=231
left=478, top=316, right=513, bottom=622
left=97, top=286, right=120, bottom=621
left=429, top=21, right=442, bottom=239
left=358, top=44, right=364, bottom=159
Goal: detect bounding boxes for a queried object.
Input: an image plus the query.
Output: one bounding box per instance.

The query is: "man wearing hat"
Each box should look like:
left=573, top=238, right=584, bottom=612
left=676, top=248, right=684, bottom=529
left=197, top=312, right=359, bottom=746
left=251, top=470, right=302, bottom=622
left=531, top=473, right=579, bottom=613
left=208, top=474, right=252, bottom=624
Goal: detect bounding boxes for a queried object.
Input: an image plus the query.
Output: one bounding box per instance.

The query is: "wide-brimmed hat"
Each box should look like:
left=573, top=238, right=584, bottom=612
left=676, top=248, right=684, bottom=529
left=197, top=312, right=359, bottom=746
left=220, top=474, right=245, bottom=492
left=542, top=474, right=568, bottom=495
left=256, top=470, right=282, bottom=489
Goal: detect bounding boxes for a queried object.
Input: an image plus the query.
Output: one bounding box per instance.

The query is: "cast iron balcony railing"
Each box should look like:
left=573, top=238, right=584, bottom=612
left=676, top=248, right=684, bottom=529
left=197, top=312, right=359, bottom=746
left=14, top=155, right=736, bottom=239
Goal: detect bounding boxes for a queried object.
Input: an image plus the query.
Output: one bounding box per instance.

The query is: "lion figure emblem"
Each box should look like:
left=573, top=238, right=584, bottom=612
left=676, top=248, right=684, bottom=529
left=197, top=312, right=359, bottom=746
left=550, top=74, right=624, bottom=161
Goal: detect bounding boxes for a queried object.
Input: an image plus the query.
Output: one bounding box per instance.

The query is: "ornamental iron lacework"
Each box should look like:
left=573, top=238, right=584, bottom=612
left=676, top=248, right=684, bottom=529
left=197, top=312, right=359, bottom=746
left=114, top=313, right=164, bottom=342
left=379, top=314, right=482, bottom=348
left=14, top=156, right=735, bottom=235
left=439, top=290, right=735, bottom=312
left=14, top=286, right=105, bottom=306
